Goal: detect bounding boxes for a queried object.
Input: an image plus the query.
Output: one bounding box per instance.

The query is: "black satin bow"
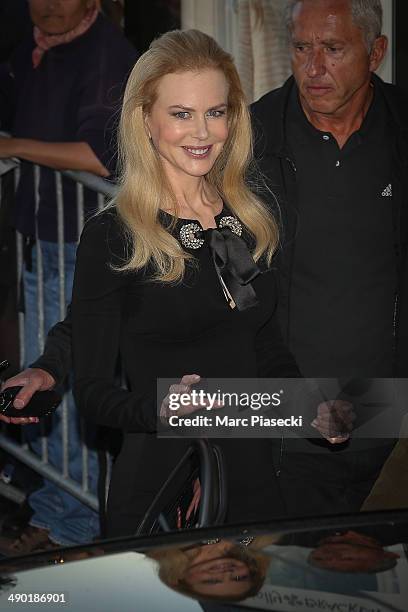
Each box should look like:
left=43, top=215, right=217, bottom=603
left=208, top=227, right=260, bottom=311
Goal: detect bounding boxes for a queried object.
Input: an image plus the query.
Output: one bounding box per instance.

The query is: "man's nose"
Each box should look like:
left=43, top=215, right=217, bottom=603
left=306, top=48, right=326, bottom=78
left=44, top=0, right=61, bottom=9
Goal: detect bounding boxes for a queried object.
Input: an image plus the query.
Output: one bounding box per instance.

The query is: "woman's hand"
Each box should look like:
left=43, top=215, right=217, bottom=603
left=311, top=400, right=355, bottom=444
left=160, top=374, right=218, bottom=426
left=185, top=478, right=201, bottom=524
left=0, top=368, right=56, bottom=425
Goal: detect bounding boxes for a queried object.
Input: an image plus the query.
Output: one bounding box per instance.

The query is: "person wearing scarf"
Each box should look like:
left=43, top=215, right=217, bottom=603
left=0, top=0, right=138, bottom=554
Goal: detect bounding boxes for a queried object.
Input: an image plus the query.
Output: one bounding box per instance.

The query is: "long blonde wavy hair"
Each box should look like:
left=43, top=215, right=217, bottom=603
left=114, top=29, right=278, bottom=282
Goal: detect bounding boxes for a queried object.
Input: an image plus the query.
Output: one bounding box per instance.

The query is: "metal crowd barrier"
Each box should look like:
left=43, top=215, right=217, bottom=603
left=0, top=150, right=118, bottom=512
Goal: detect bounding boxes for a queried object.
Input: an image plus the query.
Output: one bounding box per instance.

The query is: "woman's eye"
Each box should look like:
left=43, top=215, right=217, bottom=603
left=173, top=111, right=190, bottom=119
left=207, top=109, right=226, bottom=118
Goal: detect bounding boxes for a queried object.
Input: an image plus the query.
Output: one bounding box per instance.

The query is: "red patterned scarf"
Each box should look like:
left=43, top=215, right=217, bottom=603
left=32, top=5, right=99, bottom=69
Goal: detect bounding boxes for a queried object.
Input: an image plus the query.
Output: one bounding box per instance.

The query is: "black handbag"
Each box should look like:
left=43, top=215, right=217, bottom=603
left=136, top=439, right=227, bottom=535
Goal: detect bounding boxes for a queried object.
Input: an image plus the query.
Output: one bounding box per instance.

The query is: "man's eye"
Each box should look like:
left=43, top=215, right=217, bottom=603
left=173, top=111, right=190, bottom=119
left=294, top=45, right=307, bottom=52
left=326, top=46, right=341, bottom=53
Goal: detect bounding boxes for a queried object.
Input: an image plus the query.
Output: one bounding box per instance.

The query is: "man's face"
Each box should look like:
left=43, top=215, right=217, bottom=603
left=309, top=531, right=400, bottom=573
left=289, top=0, right=386, bottom=117
left=310, top=542, right=390, bottom=573
left=29, top=0, right=94, bottom=35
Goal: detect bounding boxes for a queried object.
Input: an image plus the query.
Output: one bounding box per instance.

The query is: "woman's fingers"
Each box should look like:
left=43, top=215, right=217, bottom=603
left=179, top=374, right=200, bottom=387
left=160, top=374, right=201, bottom=424
left=161, top=374, right=224, bottom=425
left=0, top=415, right=39, bottom=425
left=185, top=478, right=201, bottom=522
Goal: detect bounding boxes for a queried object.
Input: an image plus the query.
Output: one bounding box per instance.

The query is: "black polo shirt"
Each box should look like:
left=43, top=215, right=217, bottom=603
left=286, top=84, right=396, bottom=377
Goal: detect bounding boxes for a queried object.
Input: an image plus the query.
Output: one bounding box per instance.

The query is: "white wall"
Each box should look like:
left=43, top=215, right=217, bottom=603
left=378, top=0, right=394, bottom=83
left=182, top=0, right=394, bottom=83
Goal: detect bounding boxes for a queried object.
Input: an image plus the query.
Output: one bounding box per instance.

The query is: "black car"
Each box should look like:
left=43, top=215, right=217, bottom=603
left=0, top=510, right=407, bottom=612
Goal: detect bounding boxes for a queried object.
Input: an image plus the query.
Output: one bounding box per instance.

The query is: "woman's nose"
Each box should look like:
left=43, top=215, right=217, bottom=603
left=191, top=116, right=209, bottom=140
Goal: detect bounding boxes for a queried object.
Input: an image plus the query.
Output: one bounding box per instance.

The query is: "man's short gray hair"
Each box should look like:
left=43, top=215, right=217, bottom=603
left=284, top=0, right=383, bottom=50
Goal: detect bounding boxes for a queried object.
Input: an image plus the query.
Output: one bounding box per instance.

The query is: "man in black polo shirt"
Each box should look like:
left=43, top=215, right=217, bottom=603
left=251, top=0, right=408, bottom=515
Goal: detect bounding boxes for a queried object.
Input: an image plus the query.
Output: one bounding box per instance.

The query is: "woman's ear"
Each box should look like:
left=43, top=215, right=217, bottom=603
left=144, top=116, right=152, bottom=140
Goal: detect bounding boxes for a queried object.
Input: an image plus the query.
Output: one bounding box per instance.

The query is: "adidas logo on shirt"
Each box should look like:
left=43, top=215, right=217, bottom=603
left=381, top=184, right=392, bottom=197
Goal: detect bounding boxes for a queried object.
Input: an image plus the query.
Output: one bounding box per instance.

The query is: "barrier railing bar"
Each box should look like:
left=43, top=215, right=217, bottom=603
left=32, top=164, right=48, bottom=465
left=14, top=166, right=25, bottom=371
left=0, top=434, right=98, bottom=510
left=0, top=147, right=117, bottom=511
left=55, top=171, right=69, bottom=479
left=76, top=181, right=84, bottom=241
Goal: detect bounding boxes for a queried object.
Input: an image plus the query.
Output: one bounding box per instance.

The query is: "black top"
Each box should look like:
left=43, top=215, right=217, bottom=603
left=72, top=209, right=299, bottom=431
left=70, top=208, right=299, bottom=535
left=2, top=14, right=137, bottom=242
left=286, top=85, right=396, bottom=377
left=251, top=74, right=408, bottom=378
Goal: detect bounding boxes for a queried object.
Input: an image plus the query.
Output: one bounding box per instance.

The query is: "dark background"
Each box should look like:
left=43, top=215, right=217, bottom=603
left=395, top=0, right=408, bottom=93
left=0, top=0, right=181, bottom=62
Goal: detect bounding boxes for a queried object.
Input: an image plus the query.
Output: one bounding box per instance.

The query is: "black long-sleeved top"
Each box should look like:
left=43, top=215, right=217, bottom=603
left=64, top=208, right=299, bottom=535
left=70, top=209, right=299, bottom=432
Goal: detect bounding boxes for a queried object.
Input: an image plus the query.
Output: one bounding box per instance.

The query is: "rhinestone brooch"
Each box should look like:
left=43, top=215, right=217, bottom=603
left=179, top=215, right=243, bottom=249
left=179, top=222, right=204, bottom=249
left=218, top=216, right=242, bottom=236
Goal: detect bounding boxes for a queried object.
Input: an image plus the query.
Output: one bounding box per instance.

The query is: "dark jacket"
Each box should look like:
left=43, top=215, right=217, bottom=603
left=251, top=74, right=408, bottom=377
left=0, top=14, right=137, bottom=242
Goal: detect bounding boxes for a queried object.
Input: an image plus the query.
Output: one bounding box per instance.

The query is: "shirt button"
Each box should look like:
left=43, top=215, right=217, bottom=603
left=323, top=135, right=330, bottom=141
left=336, top=160, right=340, bottom=167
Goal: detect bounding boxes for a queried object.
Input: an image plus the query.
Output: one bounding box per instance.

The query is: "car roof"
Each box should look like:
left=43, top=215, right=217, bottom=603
left=1, top=511, right=407, bottom=612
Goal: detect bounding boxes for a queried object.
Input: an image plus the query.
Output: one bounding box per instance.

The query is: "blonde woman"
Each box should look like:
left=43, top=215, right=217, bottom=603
left=149, top=536, right=278, bottom=602
left=71, top=29, right=300, bottom=537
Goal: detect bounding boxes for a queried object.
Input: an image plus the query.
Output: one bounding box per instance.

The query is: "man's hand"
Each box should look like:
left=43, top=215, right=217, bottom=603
left=0, top=137, right=108, bottom=176
left=0, top=368, right=56, bottom=425
left=0, top=136, right=18, bottom=159
left=311, top=400, right=355, bottom=444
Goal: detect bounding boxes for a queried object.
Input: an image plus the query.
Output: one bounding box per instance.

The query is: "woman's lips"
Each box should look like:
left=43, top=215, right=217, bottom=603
left=182, top=145, right=213, bottom=158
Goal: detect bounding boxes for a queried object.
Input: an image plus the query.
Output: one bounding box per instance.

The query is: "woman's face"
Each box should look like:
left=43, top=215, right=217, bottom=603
left=145, top=69, right=229, bottom=186
left=29, top=0, right=94, bottom=35
left=183, top=555, right=252, bottom=598
left=179, top=541, right=258, bottom=599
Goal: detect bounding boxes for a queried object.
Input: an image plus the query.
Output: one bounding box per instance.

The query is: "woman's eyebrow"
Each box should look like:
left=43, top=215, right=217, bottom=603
left=167, top=103, right=228, bottom=111
left=168, top=104, right=195, bottom=111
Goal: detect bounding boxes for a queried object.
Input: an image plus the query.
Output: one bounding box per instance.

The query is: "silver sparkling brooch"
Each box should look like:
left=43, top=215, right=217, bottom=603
left=218, top=215, right=242, bottom=236
left=179, top=215, right=243, bottom=249
left=179, top=222, right=204, bottom=249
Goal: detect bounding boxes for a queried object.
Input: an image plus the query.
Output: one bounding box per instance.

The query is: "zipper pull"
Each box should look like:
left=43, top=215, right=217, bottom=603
left=286, top=157, right=297, bottom=172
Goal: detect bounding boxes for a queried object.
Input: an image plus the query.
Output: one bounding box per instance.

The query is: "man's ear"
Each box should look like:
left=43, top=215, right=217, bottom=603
left=369, top=35, right=388, bottom=72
